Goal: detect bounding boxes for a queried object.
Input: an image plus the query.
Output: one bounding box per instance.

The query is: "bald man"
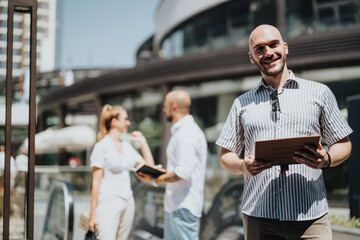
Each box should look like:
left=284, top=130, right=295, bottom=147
left=154, top=90, right=207, bottom=239
left=216, top=25, right=352, bottom=239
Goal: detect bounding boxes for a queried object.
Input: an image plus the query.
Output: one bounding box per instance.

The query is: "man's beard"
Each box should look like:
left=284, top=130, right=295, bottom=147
left=166, top=115, right=173, bottom=123
left=255, top=54, right=286, bottom=76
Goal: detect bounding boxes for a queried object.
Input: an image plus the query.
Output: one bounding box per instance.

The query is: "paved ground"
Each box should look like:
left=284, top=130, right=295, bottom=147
left=330, top=208, right=360, bottom=240
left=333, top=231, right=360, bottom=240
left=33, top=196, right=360, bottom=240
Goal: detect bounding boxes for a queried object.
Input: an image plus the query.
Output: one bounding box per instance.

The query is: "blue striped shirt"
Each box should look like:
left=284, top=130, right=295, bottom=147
left=216, top=71, right=353, bottom=221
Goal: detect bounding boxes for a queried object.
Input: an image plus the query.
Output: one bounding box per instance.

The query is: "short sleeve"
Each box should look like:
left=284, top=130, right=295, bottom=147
left=216, top=99, right=244, bottom=155
left=90, top=141, right=106, bottom=168
left=320, top=86, right=353, bottom=146
left=173, top=136, right=198, bottom=181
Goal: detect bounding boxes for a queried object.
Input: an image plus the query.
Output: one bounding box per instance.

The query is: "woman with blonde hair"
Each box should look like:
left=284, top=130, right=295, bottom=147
left=88, top=104, right=154, bottom=239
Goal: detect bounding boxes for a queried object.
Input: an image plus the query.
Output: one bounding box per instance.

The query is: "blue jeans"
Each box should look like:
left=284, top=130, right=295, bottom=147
left=164, top=208, right=199, bottom=240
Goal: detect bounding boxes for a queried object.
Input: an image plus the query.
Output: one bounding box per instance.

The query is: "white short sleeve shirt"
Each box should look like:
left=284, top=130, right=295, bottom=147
left=90, top=135, right=142, bottom=199
left=165, top=115, right=208, bottom=217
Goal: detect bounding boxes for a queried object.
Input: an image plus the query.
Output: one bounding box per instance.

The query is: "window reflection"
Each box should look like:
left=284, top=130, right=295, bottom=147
left=160, top=0, right=360, bottom=60
left=209, top=5, right=227, bottom=49
left=194, top=16, right=208, bottom=48
left=319, top=7, right=336, bottom=27
left=315, top=0, right=360, bottom=31
left=251, top=0, right=277, bottom=27
left=229, top=1, right=250, bottom=45
left=340, top=4, right=357, bottom=25
left=286, top=0, right=313, bottom=37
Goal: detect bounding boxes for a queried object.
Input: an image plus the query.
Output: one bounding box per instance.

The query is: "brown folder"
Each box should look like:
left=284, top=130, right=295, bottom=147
left=255, top=135, right=320, bottom=164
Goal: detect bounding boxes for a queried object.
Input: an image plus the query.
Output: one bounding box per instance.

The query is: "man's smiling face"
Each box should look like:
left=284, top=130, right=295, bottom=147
left=248, top=26, right=288, bottom=77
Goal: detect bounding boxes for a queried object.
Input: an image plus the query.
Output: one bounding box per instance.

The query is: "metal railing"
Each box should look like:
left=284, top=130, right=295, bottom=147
left=41, top=179, right=74, bottom=240
left=131, top=178, right=245, bottom=240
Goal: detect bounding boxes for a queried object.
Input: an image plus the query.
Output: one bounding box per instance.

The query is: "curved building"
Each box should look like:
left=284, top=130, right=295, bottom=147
left=38, top=0, right=360, bottom=206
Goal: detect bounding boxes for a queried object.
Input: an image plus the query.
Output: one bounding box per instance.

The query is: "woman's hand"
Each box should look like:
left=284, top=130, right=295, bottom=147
left=88, top=214, right=98, bottom=232
left=131, top=131, right=147, bottom=146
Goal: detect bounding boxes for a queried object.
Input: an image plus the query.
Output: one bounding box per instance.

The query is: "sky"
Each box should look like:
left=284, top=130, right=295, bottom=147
left=58, top=0, right=159, bottom=69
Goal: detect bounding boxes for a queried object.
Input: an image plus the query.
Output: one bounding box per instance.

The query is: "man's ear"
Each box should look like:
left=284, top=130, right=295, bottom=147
left=248, top=51, right=255, bottom=64
left=171, top=103, right=178, bottom=112
left=284, top=42, right=289, bottom=55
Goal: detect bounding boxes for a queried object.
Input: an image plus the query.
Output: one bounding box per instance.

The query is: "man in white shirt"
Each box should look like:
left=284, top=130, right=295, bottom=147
left=141, top=90, right=207, bottom=239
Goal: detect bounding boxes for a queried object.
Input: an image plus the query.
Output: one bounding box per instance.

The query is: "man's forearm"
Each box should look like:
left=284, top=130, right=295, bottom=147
left=328, top=136, right=352, bottom=167
left=219, top=147, right=245, bottom=175
left=155, top=171, right=182, bottom=184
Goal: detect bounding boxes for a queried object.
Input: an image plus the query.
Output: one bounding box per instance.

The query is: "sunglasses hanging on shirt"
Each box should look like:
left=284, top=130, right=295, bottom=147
left=270, top=90, right=281, bottom=121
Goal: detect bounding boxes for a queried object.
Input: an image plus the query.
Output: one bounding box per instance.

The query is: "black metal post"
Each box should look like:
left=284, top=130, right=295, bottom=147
left=347, top=94, right=360, bottom=218
left=5, top=0, right=37, bottom=239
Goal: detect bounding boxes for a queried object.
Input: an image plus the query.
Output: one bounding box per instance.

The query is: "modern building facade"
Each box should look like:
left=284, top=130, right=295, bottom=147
left=38, top=0, right=360, bottom=212
left=0, top=0, right=58, bottom=155
left=0, top=0, right=57, bottom=77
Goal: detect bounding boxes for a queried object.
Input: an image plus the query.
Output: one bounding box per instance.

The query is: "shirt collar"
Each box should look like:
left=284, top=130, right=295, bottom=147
left=254, top=70, right=299, bottom=94
left=171, top=115, right=194, bottom=135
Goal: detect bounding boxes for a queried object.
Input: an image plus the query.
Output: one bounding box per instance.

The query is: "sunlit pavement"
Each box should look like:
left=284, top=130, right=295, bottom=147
left=330, top=207, right=360, bottom=240
left=333, top=231, right=360, bottom=240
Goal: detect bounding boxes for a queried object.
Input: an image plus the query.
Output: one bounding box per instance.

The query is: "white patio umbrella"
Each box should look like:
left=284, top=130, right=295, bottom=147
left=19, top=125, right=97, bottom=154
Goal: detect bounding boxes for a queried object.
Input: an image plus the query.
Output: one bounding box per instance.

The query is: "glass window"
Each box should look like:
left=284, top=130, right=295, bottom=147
left=193, top=16, right=208, bottom=48
left=191, top=96, right=217, bottom=129
left=286, top=0, right=313, bottom=37
left=14, top=22, right=22, bottom=28
left=339, top=3, right=357, bottom=25
left=314, top=0, right=360, bottom=31
left=13, top=49, right=20, bottom=55
left=210, top=5, right=227, bottom=38
left=229, top=1, right=250, bottom=45
left=14, top=35, right=21, bottom=41
left=183, top=24, right=194, bottom=54
left=172, top=29, right=184, bottom=57
left=230, top=1, right=250, bottom=28
left=250, top=0, right=277, bottom=27
left=319, top=7, right=336, bottom=26
left=209, top=6, right=228, bottom=49
left=161, top=37, right=172, bottom=59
